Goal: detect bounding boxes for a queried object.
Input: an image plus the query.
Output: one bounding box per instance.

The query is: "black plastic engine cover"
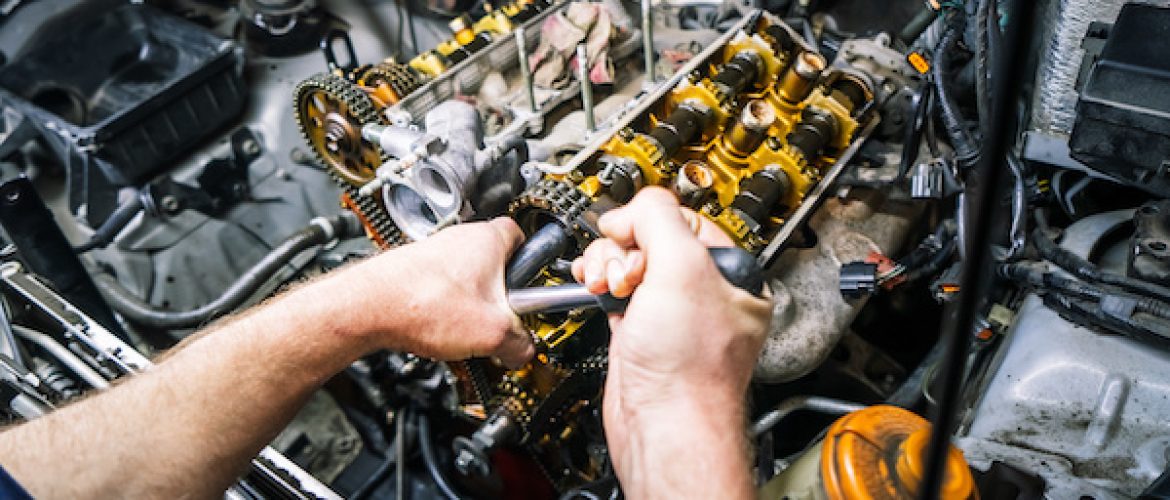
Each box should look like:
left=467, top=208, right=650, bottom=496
left=0, top=0, right=245, bottom=225
left=1069, top=3, right=1170, bottom=198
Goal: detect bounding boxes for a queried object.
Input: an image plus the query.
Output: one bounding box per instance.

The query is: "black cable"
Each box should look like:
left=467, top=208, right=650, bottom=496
left=931, top=17, right=980, bottom=170
left=918, top=0, right=1035, bottom=498
left=94, top=213, right=360, bottom=330
left=352, top=405, right=420, bottom=500
left=1032, top=228, right=1170, bottom=304
left=417, top=411, right=463, bottom=500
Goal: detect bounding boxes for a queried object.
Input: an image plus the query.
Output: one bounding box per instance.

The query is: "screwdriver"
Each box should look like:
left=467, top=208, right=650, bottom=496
left=507, top=247, right=766, bottom=315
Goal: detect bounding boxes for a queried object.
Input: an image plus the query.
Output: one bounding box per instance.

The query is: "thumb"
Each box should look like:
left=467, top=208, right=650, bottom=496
left=488, top=217, right=526, bottom=256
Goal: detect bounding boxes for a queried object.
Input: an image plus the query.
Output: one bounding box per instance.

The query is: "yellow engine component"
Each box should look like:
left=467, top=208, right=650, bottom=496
left=574, top=17, right=871, bottom=252
left=409, top=51, right=448, bottom=78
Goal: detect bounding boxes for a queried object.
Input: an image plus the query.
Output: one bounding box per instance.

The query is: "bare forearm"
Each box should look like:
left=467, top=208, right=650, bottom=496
left=0, top=262, right=404, bottom=497
left=619, top=396, right=753, bottom=499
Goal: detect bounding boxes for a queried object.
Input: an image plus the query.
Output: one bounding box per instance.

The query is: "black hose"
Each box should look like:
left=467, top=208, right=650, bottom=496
left=931, top=21, right=980, bottom=170
left=95, top=213, right=361, bottom=330
left=1032, top=228, right=1170, bottom=304
left=417, top=412, right=463, bottom=500
left=75, top=193, right=145, bottom=254
left=918, top=1, right=1035, bottom=498
left=899, top=6, right=938, bottom=47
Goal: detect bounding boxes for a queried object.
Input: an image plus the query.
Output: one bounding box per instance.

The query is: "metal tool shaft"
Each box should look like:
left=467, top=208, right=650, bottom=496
left=508, top=285, right=600, bottom=315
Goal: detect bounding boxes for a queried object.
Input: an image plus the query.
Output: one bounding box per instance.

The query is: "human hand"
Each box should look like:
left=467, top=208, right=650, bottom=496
left=339, top=217, right=534, bottom=368
left=573, top=188, right=771, bottom=497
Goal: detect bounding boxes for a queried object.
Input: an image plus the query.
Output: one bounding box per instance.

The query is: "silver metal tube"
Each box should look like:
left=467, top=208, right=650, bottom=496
left=508, top=285, right=599, bottom=315
left=576, top=44, right=596, bottom=132
left=515, top=27, right=538, bottom=113
left=641, top=0, right=655, bottom=86
left=12, top=325, right=109, bottom=390
left=750, top=396, right=866, bottom=437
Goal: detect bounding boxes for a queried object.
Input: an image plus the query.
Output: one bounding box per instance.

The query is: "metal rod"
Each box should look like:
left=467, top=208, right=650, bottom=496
left=642, top=0, right=655, bottom=86
left=751, top=396, right=866, bottom=437
left=515, top=27, right=538, bottom=113
left=11, top=325, right=109, bottom=390
left=576, top=44, right=596, bottom=133
left=508, top=285, right=599, bottom=315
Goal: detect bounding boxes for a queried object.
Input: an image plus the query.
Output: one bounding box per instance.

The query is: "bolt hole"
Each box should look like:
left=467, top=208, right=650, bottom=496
left=1140, top=205, right=1160, bottom=215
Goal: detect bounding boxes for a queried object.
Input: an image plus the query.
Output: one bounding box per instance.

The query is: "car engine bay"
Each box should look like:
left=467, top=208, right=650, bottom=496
left=1, top=0, right=1170, bottom=498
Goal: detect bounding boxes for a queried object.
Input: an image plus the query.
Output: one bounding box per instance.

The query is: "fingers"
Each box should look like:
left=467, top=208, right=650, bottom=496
left=597, top=188, right=729, bottom=256
left=573, top=239, right=646, bottom=298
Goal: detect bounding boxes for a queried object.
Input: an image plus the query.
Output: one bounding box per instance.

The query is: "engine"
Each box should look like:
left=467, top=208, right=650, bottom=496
left=2, top=0, right=1170, bottom=498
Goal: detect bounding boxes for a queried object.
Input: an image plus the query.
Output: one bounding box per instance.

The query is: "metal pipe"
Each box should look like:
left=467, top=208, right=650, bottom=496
left=750, top=396, right=866, bottom=437
left=12, top=325, right=109, bottom=390
left=641, top=0, right=655, bottom=87
left=576, top=44, right=596, bottom=132
left=515, top=27, right=537, bottom=113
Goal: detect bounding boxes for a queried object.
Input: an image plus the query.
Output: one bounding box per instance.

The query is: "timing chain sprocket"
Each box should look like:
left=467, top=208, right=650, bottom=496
left=294, top=73, right=407, bottom=247
left=294, top=72, right=386, bottom=186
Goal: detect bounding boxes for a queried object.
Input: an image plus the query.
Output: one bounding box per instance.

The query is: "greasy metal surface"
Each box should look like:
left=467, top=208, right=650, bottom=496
left=960, top=209, right=1170, bottom=499
left=755, top=188, right=921, bottom=383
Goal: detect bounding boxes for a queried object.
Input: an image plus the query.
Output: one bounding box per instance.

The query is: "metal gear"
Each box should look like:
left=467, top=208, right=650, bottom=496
left=508, top=177, right=597, bottom=250
left=294, top=72, right=386, bottom=186
left=356, top=62, right=426, bottom=103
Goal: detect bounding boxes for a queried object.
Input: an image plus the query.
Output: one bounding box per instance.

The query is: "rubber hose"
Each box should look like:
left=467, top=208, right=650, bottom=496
left=418, top=412, right=463, bottom=500
left=95, top=213, right=361, bottom=330
left=900, top=6, right=938, bottom=46
left=932, top=24, right=980, bottom=169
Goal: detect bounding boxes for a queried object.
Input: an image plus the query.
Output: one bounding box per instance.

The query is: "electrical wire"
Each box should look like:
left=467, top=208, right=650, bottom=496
left=918, top=1, right=1036, bottom=498
left=417, top=411, right=463, bottom=500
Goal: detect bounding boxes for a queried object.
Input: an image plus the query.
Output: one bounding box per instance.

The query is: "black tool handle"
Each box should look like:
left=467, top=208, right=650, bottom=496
left=597, top=247, right=765, bottom=313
